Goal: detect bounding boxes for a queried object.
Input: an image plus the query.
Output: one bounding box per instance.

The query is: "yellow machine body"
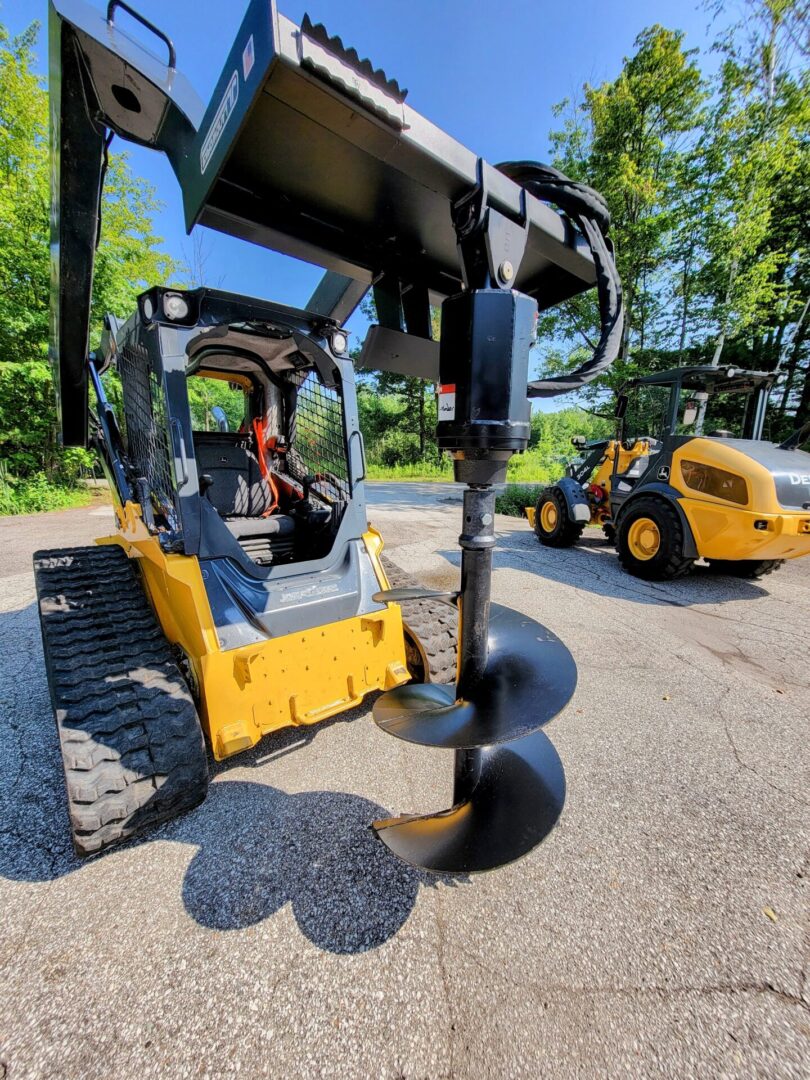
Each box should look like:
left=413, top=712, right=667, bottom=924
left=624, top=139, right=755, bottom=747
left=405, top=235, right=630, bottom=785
left=671, top=440, right=810, bottom=562
left=526, top=436, right=810, bottom=563
left=98, top=504, right=410, bottom=760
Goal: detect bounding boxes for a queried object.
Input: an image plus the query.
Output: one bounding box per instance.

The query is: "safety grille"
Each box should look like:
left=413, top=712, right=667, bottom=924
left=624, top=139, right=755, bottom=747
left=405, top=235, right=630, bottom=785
left=286, top=370, right=350, bottom=503
left=116, top=343, right=180, bottom=533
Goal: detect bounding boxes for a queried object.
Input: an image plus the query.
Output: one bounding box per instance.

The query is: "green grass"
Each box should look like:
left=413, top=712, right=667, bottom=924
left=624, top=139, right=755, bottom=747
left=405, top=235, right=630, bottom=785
left=365, top=459, right=453, bottom=481
left=366, top=447, right=559, bottom=485
left=0, top=474, right=92, bottom=516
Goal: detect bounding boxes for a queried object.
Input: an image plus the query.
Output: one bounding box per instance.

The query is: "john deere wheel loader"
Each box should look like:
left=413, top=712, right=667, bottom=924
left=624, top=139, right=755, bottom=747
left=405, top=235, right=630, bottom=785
left=529, top=366, right=810, bottom=581
left=39, top=0, right=622, bottom=870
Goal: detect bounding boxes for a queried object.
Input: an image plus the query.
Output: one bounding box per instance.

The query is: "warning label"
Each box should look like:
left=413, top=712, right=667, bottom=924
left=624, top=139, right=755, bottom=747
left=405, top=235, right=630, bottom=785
left=438, top=384, right=456, bottom=420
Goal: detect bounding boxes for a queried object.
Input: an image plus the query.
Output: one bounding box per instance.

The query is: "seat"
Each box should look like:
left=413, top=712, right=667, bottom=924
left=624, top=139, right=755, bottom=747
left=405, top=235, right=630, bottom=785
left=223, top=515, right=296, bottom=540
left=193, top=433, right=273, bottom=517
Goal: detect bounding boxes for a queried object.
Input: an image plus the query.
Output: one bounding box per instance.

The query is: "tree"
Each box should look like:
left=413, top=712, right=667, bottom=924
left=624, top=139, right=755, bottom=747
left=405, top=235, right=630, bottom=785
left=546, top=26, right=705, bottom=374
left=0, top=19, right=179, bottom=490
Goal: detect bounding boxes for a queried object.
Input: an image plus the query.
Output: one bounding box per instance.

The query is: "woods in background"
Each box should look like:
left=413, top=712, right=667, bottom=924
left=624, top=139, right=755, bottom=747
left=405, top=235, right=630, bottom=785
left=0, top=2, right=807, bottom=511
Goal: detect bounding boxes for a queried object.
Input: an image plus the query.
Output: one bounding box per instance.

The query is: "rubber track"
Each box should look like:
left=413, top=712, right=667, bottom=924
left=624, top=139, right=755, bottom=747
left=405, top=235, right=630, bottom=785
left=381, top=555, right=458, bottom=684
left=33, top=545, right=209, bottom=856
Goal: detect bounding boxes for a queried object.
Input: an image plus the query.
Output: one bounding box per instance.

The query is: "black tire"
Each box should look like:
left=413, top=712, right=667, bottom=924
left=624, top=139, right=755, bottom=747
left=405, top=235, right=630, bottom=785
left=705, top=558, right=784, bottom=580
left=381, top=555, right=457, bottom=684
left=534, top=487, right=585, bottom=548
left=33, top=545, right=209, bottom=857
left=616, top=498, right=695, bottom=581
left=602, top=523, right=616, bottom=545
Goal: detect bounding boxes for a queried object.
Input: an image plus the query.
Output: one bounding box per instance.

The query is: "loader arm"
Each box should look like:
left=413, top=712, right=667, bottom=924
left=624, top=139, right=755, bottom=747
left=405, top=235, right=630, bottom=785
left=49, top=0, right=599, bottom=444
left=49, top=0, right=203, bottom=444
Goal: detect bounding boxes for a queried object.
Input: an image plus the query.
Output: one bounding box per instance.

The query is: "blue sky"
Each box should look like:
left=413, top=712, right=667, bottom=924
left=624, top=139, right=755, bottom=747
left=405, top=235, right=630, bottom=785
left=7, top=0, right=717, bottom=402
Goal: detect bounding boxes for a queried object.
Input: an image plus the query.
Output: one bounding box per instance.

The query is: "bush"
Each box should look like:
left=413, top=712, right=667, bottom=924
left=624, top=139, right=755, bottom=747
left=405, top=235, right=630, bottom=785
left=495, top=484, right=543, bottom=518
left=375, top=430, right=423, bottom=467
left=0, top=469, right=91, bottom=515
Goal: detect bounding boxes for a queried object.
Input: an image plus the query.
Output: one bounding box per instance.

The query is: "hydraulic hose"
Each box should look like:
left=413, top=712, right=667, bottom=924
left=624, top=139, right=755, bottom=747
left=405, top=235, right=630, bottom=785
left=497, top=161, right=624, bottom=398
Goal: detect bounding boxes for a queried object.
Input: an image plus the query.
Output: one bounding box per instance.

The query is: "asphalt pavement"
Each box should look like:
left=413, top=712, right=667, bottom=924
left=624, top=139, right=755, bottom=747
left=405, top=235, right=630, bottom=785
left=0, top=485, right=807, bottom=1079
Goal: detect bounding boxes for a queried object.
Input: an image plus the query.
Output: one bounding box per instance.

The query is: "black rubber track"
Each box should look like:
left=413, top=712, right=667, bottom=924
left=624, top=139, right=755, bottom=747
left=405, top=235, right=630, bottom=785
left=381, top=555, right=457, bottom=684
left=33, top=545, right=209, bottom=857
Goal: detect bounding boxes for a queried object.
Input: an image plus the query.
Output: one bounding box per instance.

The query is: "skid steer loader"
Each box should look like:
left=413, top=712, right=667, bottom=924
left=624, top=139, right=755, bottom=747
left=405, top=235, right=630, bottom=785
left=38, top=0, right=622, bottom=871
left=529, top=365, right=810, bottom=580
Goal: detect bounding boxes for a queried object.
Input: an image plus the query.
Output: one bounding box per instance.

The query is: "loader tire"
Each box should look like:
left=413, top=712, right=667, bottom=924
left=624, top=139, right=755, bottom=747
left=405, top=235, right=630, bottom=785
left=33, top=545, right=209, bottom=857
left=616, top=498, right=695, bottom=581
left=534, top=488, right=585, bottom=548
left=705, top=558, right=784, bottom=580
left=381, top=556, right=457, bottom=685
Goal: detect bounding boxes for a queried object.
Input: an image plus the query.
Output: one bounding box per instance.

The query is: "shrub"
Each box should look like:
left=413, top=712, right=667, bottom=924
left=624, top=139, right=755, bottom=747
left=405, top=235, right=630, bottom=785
left=495, top=484, right=543, bottom=518
left=0, top=468, right=91, bottom=515
left=375, top=430, right=423, bottom=467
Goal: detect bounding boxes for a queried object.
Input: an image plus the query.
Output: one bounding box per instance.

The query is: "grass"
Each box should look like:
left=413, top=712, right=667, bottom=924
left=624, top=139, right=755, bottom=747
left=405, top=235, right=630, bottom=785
left=365, top=460, right=453, bottom=481
left=366, top=447, right=558, bottom=485
left=0, top=473, right=93, bottom=516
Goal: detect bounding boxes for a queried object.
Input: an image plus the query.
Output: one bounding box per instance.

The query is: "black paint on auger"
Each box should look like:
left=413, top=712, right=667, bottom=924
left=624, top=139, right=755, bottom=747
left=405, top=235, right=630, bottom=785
left=371, top=484, right=574, bottom=873
left=371, top=267, right=576, bottom=871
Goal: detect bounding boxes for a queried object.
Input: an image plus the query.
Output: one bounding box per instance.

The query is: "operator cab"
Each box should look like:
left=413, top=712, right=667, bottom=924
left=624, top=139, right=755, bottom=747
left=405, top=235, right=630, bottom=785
left=102, top=287, right=358, bottom=575
left=182, top=326, right=347, bottom=567
left=618, top=366, right=775, bottom=444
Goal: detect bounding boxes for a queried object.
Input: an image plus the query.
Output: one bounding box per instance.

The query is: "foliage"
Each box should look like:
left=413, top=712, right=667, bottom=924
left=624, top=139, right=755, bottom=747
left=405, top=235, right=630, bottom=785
left=187, top=376, right=247, bottom=432
left=495, top=485, right=544, bottom=518
left=539, top=2, right=810, bottom=436
left=0, top=466, right=91, bottom=516
left=0, top=19, right=177, bottom=512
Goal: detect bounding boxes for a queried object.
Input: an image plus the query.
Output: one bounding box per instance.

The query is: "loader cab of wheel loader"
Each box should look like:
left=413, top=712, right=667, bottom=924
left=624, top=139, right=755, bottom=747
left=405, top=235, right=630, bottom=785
left=609, top=366, right=775, bottom=495
left=617, top=366, right=774, bottom=446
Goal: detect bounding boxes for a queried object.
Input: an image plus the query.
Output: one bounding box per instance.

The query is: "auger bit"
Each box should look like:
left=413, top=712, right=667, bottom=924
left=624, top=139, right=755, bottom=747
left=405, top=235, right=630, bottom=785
left=371, top=171, right=577, bottom=873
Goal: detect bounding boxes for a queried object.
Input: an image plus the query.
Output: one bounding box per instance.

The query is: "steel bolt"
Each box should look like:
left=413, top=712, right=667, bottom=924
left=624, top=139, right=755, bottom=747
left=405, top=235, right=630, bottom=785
left=500, top=260, right=514, bottom=282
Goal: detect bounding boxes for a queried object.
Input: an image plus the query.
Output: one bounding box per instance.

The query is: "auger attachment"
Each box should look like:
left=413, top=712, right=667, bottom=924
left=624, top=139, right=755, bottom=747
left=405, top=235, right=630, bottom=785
left=371, top=176, right=578, bottom=872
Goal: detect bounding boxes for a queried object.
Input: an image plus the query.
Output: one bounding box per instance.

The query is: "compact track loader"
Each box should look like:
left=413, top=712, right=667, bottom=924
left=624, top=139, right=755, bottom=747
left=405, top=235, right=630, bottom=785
left=39, top=0, right=622, bottom=870
left=529, top=366, right=810, bottom=580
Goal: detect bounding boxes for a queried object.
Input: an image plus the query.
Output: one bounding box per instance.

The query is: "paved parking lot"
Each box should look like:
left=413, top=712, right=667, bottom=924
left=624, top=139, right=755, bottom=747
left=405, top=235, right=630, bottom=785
left=0, top=486, right=807, bottom=1078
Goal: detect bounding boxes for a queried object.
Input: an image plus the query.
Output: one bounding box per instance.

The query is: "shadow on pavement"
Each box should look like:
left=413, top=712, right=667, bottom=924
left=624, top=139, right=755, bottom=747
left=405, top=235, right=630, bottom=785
left=0, top=602, right=461, bottom=954
left=437, top=527, right=769, bottom=607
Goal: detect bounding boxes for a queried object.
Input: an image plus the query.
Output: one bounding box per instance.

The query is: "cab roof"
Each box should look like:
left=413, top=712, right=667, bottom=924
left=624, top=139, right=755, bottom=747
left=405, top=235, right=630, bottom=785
left=627, top=366, right=775, bottom=394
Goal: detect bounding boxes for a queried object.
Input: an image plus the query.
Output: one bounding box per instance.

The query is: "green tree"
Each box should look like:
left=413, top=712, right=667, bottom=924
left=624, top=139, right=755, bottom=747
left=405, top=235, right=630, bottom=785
left=0, top=19, right=178, bottom=504
left=547, top=26, right=705, bottom=371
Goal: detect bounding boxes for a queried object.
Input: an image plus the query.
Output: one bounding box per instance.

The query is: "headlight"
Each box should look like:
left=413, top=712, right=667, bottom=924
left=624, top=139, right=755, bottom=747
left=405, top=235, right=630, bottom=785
left=680, top=460, right=748, bottom=505
left=330, top=331, right=348, bottom=355
left=163, top=292, right=190, bottom=321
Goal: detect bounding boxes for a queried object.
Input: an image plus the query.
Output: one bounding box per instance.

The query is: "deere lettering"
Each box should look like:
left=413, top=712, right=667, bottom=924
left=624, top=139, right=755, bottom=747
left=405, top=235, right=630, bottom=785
left=789, top=473, right=810, bottom=485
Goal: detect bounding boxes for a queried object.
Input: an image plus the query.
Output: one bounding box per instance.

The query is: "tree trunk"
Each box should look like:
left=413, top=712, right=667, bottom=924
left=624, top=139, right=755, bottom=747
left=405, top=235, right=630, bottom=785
left=418, top=383, right=426, bottom=456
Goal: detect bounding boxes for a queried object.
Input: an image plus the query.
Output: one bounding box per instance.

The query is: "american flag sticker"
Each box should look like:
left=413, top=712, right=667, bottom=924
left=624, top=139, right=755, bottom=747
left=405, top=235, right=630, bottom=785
left=438, top=384, right=456, bottom=420
left=242, top=35, right=255, bottom=80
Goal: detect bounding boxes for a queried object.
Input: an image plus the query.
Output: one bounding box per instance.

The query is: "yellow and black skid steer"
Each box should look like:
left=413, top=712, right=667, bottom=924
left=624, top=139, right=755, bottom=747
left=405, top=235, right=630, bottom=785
left=39, top=0, right=622, bottom=870
left=529, top=366, right=810, bottom=580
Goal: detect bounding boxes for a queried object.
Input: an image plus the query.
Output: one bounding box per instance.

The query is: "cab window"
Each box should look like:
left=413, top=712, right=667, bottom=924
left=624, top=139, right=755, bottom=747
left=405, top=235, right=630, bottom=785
left=187, top=374, right=249, bottom=432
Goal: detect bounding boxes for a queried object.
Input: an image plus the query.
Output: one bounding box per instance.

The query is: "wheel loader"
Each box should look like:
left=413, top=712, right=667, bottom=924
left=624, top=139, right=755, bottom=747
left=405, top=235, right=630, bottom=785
left=528, top=365, right=810, bottom=580
left=38, top=0, right=622, bottom=871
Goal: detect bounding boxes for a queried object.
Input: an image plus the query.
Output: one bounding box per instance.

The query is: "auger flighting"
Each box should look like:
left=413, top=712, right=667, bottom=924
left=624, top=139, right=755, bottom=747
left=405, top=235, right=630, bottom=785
left=371, top=167, right=623, bottom=873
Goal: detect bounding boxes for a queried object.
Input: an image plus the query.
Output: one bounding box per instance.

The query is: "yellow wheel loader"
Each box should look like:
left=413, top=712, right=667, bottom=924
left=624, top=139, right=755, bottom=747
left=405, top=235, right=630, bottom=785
left=40, top=0, right=623, bottom=870
left=528, top=366, right=810, bottom=581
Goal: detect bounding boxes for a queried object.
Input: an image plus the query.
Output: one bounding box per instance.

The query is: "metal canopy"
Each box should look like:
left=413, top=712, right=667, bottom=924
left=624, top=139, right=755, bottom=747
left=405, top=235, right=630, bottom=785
left=180, top=2, right=596, bottom=306
left=630, top=367, right=775, bottom=393
left=50, top=0, right=598, bottom=443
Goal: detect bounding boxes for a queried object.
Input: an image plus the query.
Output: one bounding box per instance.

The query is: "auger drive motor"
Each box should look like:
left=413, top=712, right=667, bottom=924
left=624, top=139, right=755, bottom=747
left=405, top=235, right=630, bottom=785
left=38, top=0, right=621, bottom=869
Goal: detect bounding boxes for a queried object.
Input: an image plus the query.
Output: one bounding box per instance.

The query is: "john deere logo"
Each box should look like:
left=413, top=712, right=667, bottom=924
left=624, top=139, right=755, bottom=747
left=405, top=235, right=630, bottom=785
left=657, top=465, right=670, bottom=481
